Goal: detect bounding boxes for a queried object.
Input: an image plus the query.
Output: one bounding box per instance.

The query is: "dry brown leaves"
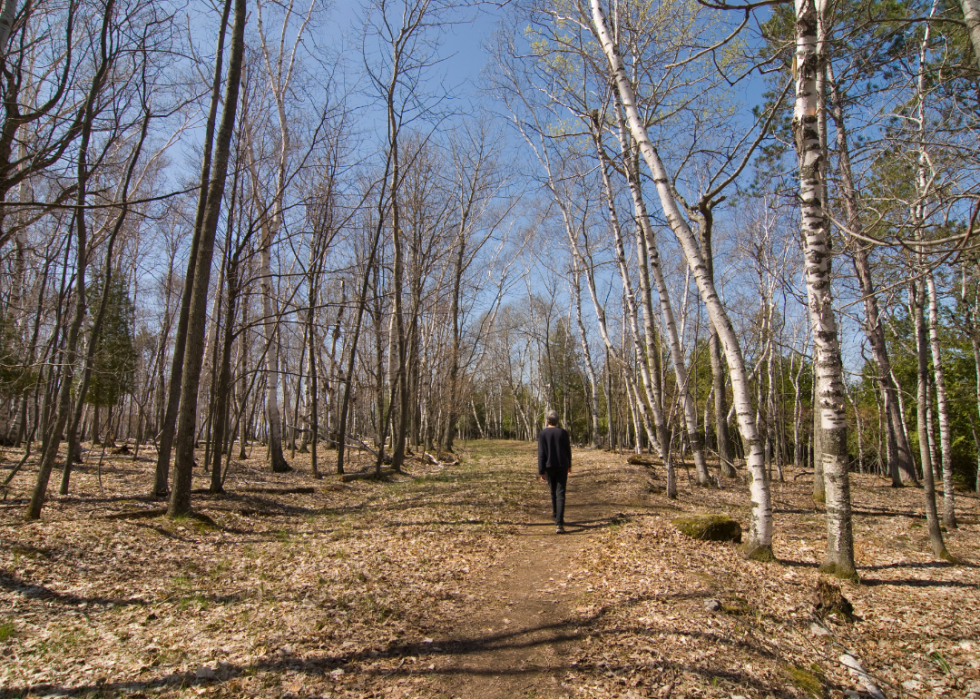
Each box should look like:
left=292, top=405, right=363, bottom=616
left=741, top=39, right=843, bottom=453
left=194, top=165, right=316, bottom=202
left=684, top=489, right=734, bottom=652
left=1, top=440, right=978, bottom=699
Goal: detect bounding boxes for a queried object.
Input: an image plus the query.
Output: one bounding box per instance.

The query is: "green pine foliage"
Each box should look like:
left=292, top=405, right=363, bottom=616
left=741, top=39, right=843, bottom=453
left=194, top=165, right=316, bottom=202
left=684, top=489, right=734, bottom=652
left=0, top=317, right=35, bottom=399
left=856, top=303, right=979, bottom=485
left=85, top=279, right=137, bottom=408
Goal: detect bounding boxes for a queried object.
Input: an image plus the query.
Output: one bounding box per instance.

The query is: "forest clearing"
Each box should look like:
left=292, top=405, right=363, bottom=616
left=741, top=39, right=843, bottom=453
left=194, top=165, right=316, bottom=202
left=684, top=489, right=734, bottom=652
left=1, top=440, right=978, bottom=699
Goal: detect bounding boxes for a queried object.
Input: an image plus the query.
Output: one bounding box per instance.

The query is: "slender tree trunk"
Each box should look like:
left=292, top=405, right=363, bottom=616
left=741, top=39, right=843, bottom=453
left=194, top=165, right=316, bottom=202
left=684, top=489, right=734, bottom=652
left=588, top=112, right=672, bottom=487
left=964, top=269, right=980, bottom=492
left=590, top=0, right=772, bottom=558
left=257, top=219, right=290, bottom=473
left=793, top=0, right=855, bottom=577
left=61, top=108, right=150, bottom=496
left=167, top=0, right=246, bottom=517
left=572, top=260, right=600, bottom=447
left=308, top=304, right=319, bottom=478
left=926, top=272, right=956, bottom=528
left=337, top=221, right=386, bottom=475
left=827, top=65, right=915, bottom=486
left=912, top=280, right=952, bottom=559
left=907, top=4, right=951, bottom=556
left=154, top=0, right=232, bottom=497
left=210, top=194, right=241, bottom=494
left=602, top=106, right=711, bottom=485
left=26, top=3, right=116, bottom=519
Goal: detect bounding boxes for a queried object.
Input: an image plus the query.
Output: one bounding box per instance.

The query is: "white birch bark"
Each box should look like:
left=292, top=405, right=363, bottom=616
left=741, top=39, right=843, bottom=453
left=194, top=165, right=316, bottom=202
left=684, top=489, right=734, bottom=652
left=571, top=258, right=601, bottom=447
left=959, top=0, right=980, bottom=72
left=251, top=0, right=314, bottom=473
left=604, top=104, right=712, bottom=486
left=589, top=0, right=772, bottom=558
left=927, top=272, right=956, bottom=528
left=588, top=114, right=673, bottom=484
left=793, top=0, right=854, bottom=578
left=912, top=281, right=951, bottom=559
left=511, top=111, right=660, bottom=451
left=964, top=269, right=980, bottom=464
left=911, top=3, right=951, bottom=558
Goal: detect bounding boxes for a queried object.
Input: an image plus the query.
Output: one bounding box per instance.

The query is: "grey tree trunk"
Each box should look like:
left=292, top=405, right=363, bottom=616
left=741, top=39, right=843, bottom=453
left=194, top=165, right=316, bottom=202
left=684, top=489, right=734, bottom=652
left=0, top=0, right=17, bottom=59
left=209, top=168, right=243, bottom=493
left=153, top=0, right=232, bottom=497
left=60, top=111, right=149, bottom=495
left=911, top=280, right=952, bottom=560
left=700, top=206, right=734, bottom=477
left=26, top=2, right=116, bottom=519
left=827, top=63, right=916, bottom=486
left=167, top=0, right=246, bottom=518
left=258, top=224, right=290, bottom=473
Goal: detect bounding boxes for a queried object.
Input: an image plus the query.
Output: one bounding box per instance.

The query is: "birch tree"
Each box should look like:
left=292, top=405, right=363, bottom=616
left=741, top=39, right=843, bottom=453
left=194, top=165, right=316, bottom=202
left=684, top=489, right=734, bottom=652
left=589, top=0, right=774, bottom=558
left=792, top=0, right=855, bottom=577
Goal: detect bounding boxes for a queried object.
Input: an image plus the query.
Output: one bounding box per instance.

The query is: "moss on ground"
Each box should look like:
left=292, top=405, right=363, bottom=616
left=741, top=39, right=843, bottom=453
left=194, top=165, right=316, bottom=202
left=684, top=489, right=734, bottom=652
left=672, top=514, right=742, bottom=543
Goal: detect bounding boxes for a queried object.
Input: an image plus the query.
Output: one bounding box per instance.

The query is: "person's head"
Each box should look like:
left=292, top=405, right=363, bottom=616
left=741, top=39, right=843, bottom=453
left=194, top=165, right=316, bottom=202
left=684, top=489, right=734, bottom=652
left=545, top=410, right=559, bottom=426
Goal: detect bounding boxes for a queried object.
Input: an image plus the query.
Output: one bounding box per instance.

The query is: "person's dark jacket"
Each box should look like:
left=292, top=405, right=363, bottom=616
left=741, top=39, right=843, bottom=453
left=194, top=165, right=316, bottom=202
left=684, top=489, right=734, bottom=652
left=538, top=426, right=571, bottom=475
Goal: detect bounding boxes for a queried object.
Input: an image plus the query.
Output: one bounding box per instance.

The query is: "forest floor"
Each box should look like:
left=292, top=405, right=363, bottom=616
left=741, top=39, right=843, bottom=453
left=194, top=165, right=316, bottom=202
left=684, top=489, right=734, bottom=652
left=1, top=439, right=979, bottom=699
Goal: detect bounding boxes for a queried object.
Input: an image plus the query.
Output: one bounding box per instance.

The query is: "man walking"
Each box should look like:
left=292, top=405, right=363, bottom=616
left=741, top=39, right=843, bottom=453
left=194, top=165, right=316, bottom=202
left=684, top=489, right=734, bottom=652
left=538, top=410, right=572, bottom=533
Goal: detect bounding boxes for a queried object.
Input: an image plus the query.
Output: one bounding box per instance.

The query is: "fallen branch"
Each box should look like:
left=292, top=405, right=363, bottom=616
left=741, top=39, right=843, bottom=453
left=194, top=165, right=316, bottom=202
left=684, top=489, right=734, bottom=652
left=840, top=653, right=886, bottom=699
left=424, top=451, right=459, bottom=466
left=341, top=467, right=397, bottom=483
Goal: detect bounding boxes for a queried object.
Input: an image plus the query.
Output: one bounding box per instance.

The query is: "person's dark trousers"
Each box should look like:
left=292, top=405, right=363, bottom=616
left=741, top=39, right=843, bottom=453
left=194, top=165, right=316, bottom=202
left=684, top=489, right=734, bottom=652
left=545, top=469, right=568, bottom=526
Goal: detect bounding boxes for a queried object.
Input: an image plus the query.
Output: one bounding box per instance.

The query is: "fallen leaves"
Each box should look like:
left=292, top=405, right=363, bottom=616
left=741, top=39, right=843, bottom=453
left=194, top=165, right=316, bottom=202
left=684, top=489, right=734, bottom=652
left=1, top=442, right=978, bottom=698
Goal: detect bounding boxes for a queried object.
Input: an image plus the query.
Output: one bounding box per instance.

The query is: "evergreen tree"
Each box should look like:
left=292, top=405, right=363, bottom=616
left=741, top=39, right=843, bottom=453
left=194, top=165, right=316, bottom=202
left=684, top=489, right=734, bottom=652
left=85, top=279, right=137, bottom=412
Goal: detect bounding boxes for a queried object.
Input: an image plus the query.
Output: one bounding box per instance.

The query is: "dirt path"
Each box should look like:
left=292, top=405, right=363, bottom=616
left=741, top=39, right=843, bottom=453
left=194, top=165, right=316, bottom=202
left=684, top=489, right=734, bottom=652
left=4, top=439, right=979, bottom=698
left=427, top=456, right=643, bottom=699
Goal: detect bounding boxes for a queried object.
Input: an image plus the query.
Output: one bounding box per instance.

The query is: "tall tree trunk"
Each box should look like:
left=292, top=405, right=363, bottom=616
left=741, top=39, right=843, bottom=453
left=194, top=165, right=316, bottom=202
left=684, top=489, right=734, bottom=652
left=907, top=4, right=951, bottom=557
left=167, top=0, right=246, bottom=517
left=210, top=262, right=237, bottom=493
left=26, top=2, right=116, bottom=519
left=912, top=280, right=952, bottom=559
left=572, top=259, right=600, bottom=447
left=590, top=0, right=772, bottom=559
left=602, top=106, right=711, bottom=486
left=307, top=304, right=319, bottom=478
left=927, top=272, right=955, bottom=528
left=336, top=219, right=386, bottom=475
left=258, top=221, right=290, bottom=473
left=154, top=0, right=232, bottom=497
left=62, top=112, right=150, bottom=495
left=827, top=64, right=916, bottom=487
left=793, top=0, right=854, bottom=578
left=588, top=112, right=672, bottom=487
left=963, top=267, right=980, bottom=491
left=209, top=167, right=242, bottom=493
